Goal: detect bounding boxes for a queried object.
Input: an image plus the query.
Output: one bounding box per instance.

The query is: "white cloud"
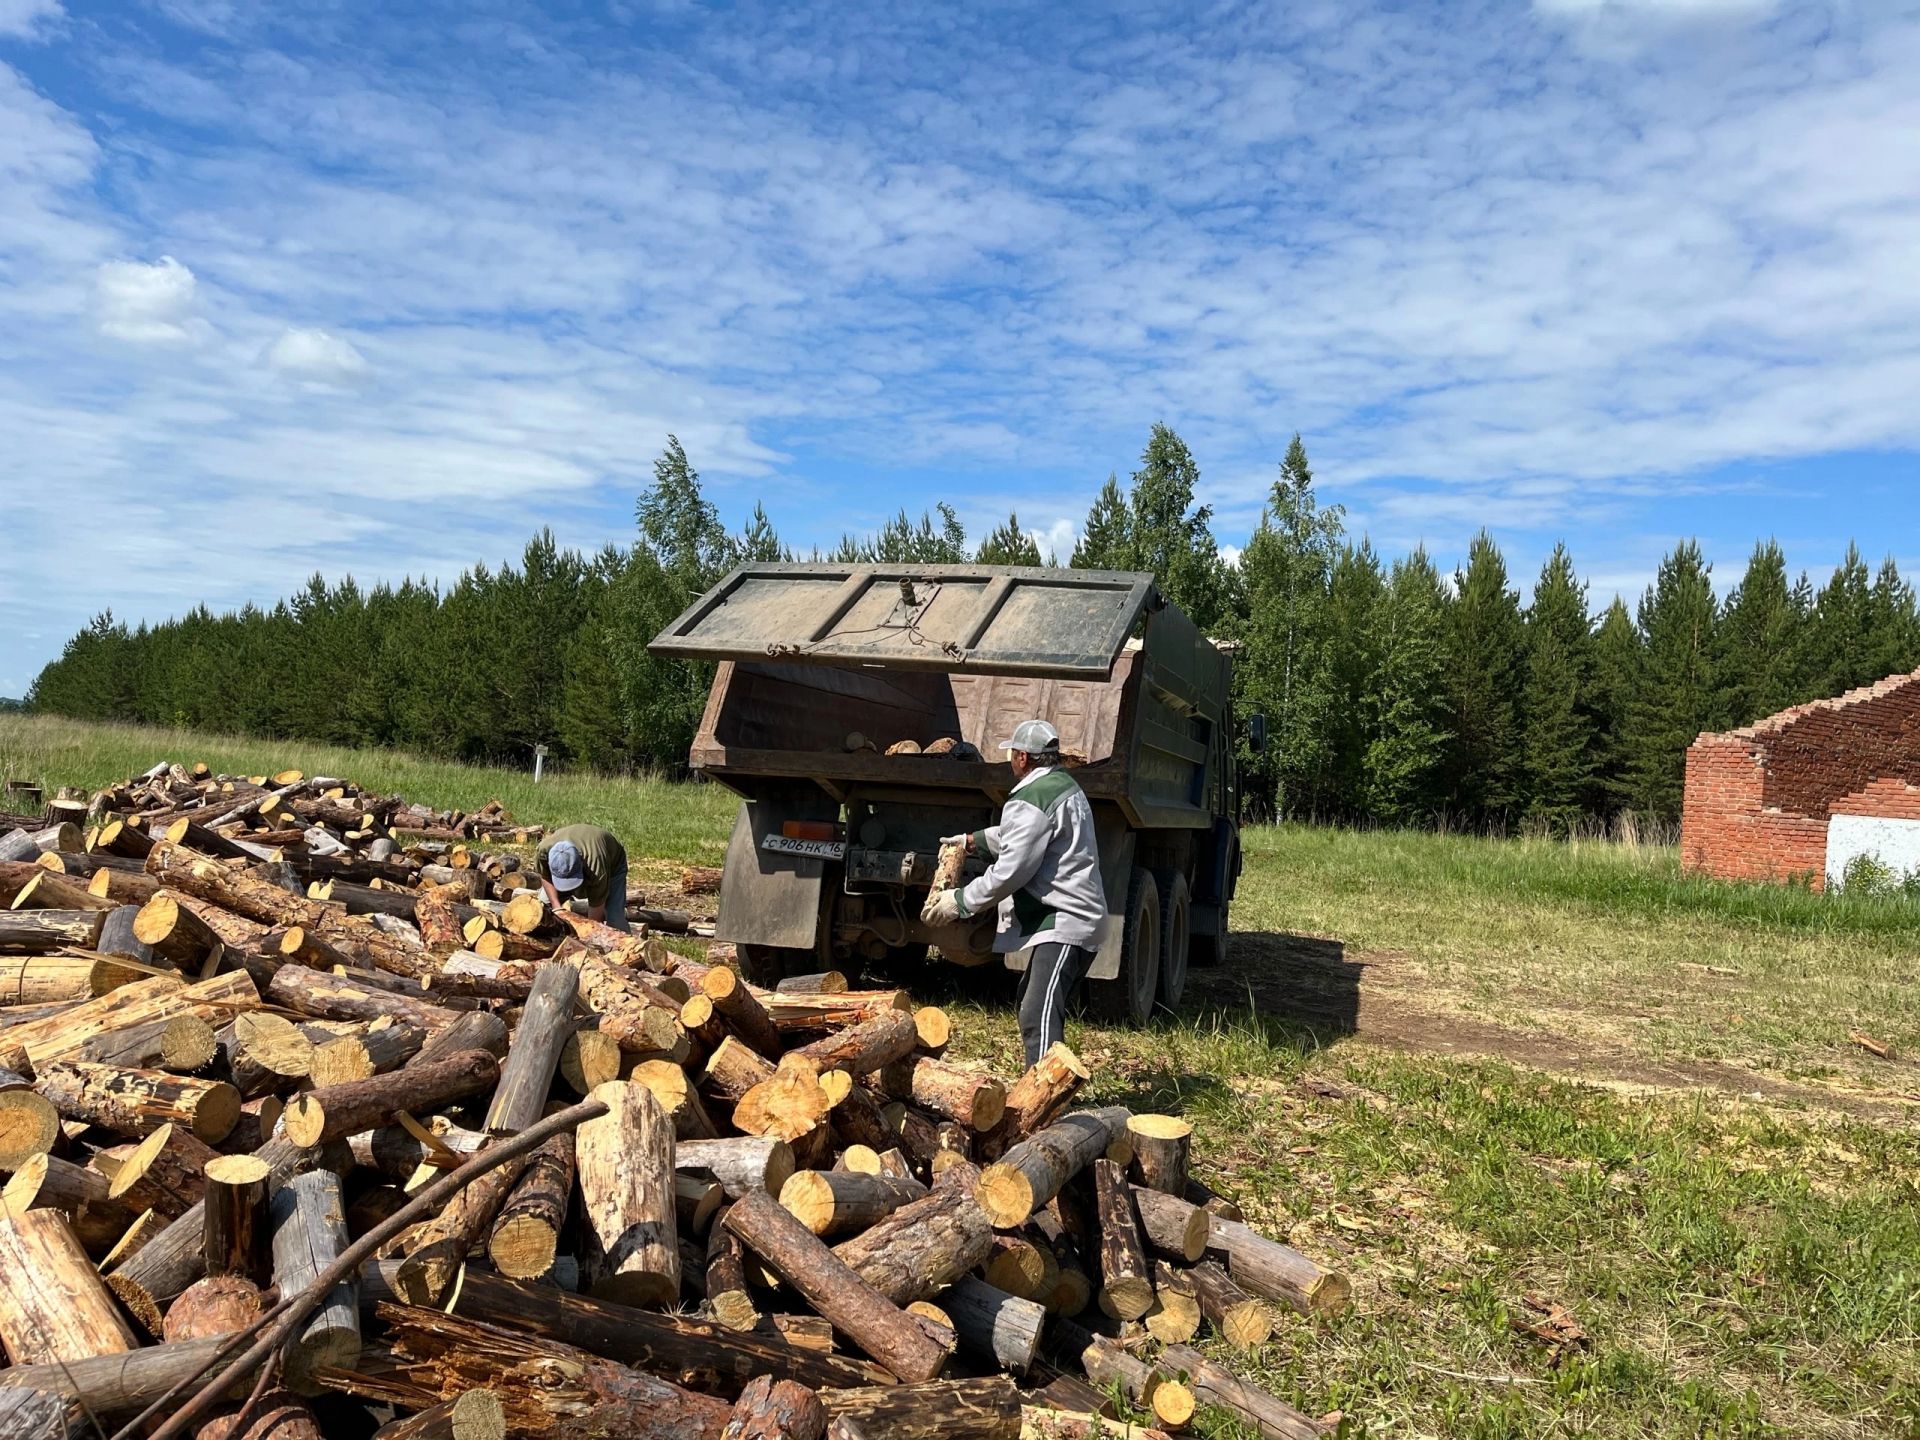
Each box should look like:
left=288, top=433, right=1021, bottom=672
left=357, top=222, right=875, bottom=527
left=94, top=256, right=197, bottom=343
left=264, top=327, right=369, bottom=387
left=0, top=0, right=60, bottom=41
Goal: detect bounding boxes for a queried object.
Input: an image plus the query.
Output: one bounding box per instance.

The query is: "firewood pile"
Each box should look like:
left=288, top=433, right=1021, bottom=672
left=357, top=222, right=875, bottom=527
left=0, top=760, right=1350, bottom=1440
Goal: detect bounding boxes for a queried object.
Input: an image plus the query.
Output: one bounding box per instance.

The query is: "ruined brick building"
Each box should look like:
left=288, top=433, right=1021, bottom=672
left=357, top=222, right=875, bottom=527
left=1681, top=668, right=1920, bottom=889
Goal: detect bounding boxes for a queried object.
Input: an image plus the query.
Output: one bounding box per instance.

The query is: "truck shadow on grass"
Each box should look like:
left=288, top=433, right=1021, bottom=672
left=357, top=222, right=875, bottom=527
left=1186, top=931, right=1365, bottom=1047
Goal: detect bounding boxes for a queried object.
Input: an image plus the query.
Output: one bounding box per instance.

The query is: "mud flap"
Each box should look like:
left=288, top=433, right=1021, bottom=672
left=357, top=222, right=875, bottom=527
left=715, top=797, right=832, bottom=951
left=1001, top=816, right=1131, bottom=980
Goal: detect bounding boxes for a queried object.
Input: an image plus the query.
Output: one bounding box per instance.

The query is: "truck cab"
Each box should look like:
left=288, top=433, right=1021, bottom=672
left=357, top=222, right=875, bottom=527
left=650, top=563, right=1245, bottom=1022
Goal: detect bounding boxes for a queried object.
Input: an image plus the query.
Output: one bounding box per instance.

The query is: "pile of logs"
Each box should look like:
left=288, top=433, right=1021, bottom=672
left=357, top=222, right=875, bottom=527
left=0, top=760, right=1350, bottom=1440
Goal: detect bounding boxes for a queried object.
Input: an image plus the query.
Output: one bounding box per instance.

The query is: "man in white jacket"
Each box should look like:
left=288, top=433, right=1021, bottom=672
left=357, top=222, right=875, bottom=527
left=922, top=719, right=1107, bottom=1064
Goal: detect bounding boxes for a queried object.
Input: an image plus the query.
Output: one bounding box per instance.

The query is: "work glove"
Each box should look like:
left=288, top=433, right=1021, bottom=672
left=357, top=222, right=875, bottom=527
left=938, top=832, right=969, bottom=848
left=922, top=887, right=969, bottom=925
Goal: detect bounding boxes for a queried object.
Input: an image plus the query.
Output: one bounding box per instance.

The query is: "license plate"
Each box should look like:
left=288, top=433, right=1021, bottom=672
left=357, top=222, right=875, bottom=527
left=761, top=835, right=846, bottom=860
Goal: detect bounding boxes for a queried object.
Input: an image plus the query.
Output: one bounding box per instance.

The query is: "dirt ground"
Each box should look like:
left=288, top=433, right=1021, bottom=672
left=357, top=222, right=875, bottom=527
left=1201, top=929, right=1920, bottom=1123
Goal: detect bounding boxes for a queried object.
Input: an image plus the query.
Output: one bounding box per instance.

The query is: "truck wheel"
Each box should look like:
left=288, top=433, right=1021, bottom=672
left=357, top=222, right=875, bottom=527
left=1192, top=835, right=1236, bottom=968
left=1154, top=869, right=1190, bottom=1009
left=739, top=944, right=802, bottom=987
left=1089, top=867, right=1161, bottom=1025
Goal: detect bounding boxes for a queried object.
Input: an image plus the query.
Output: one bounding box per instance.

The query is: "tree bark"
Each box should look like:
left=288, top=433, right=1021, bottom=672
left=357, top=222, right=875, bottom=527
left=1157, top=1343, right=1330, bottom=1440
left=1124, top=1115, right=1191, bottom=1196
left=266, top=964, right=462, bottom=1033
left=417, top=1008, right=509, bottom=1063
left=721, top=1375, right=827, bottom=1440
left=815, top=1377, right=1020, bottom=1440
left=394, top=1143, right=532, bottom=1305
left=484, top=961, right=579, bottom=1134
left=943, top=1276, right=1045, bottom=1373
left=270, top=1168, right=360, bottom=1394
left=878, top=1057, right=1006, bottom=1132
left=35, top=1060, right=241, bottom=1143
left=1183, top=1258, right=1272, bottom=1347
left=981, top=1044, right=1088, bottom=1160
left=359, top=1259, right=891, bottom=1392
left=976, top=1108, right=1131, bottom=1229
left=0, top=952, right=131, bottom=1005
left=1143, top=1260, right=1201, bottom=1343
left=145, top=841, right=333, bottom=930
left=577, top=1080, right=680, bottom=1307
left=94, top=902, right=157, bottom=965
left=674, top=1136, right=796, bottom=1202
left=197, top=1389, right=327, bottom=1440
left=723, top=1190, right=953, bottom=1383
left=0, top=1208, right=138, bottom=1364
left=203, top=1153, right=271, bottom=1280
left=1092, top=1160, right=1153, bottom=1321
left=1206, top=1216, right=1350, bottom=1317
left=702, top=1036, right=778, bottom=1103
left=488, top=1127, right=576, bottom=1280
left=308, top=1019, right=428, bottom=1087
left=0, top=970, right=257, bottom=1078
left=830, top=1172, right=994, bottom=1305
left=105, top=1121, right=221, bottom=1217
left=0, top=1384, right=78, bottom=1440
left=705, top=1219, right=759, bottom=1331
left=281, top=1048, right=499, bottom=1148
left=159, top=1272, right=264, bottom=1343
left=370, top=1389, right=508, bottom=1440
left=779, top=1169, right=927, bottom=1237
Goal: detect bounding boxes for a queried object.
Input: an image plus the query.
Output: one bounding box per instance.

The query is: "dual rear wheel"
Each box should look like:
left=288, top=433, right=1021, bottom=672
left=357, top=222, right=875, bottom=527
left=1087, top=865, right=1191, bottom=1025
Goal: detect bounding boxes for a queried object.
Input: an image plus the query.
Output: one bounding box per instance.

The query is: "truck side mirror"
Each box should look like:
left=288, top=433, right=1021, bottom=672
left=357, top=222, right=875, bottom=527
left=1246, top=713, right=1267, bottom=755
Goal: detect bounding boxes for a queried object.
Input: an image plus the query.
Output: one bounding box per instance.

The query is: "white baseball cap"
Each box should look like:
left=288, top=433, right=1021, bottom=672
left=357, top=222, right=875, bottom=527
left=1001, top=719, right=1060, bottom=755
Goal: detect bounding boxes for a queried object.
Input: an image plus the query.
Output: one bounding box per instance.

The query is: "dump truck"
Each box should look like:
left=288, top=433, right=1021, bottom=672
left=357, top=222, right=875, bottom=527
left=649, top=563, right=1256, bottom=1022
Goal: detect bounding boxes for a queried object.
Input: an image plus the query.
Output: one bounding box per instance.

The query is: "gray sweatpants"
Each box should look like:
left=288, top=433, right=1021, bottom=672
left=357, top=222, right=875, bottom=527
left=1016, top=941, right=1092, bottom=1066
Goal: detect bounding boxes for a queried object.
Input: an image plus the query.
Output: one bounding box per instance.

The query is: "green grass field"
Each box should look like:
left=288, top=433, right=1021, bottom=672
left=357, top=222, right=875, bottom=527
left=5, top=713, right=1916, bottom=1437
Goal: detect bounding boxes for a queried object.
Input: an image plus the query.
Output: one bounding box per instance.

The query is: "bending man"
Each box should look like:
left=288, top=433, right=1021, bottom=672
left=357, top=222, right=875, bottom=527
left=537, top=823, right=630, bottom=932
left=923, top=719, right=1107, bottom=1064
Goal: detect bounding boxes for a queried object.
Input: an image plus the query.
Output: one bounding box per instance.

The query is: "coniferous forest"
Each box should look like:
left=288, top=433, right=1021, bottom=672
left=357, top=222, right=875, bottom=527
left=26, top=430, right=1920, bottom=829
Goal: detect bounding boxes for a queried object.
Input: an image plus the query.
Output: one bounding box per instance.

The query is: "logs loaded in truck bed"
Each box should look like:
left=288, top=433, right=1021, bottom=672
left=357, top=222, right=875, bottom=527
left=0, top=759, right=1348, bottom=1440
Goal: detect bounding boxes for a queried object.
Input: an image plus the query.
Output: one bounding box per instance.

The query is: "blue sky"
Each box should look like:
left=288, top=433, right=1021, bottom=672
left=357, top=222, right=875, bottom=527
left=2, top=0, right=1917, bottom=696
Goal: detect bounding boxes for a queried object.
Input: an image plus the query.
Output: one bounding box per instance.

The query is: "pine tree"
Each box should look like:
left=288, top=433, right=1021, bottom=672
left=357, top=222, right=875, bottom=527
left=1443, top=532, right=1525, bottom=825
left=735, top=503, right=784, bottom=563
left=1237, top=435, right=1345, bottom=817
left=975, top=512, right=1043, bottom=567
left=1125, top=424, right=1226, bottom=630
left=1716, top=540, right=1807, bottom=726
left=637, top=435, right=732, bottom=596
left=1805, top=544, right=1872, bottom=696
left=1623, top=540, right=1718, bottom=820
left=1362, top=549, right=1453, bottom=824
left=1587, top=596, right=1640, bottom=814
left=1864, top=555, right=1920, bottom=682
left=1519, top=545, right=1593, bottom=831
left=1325, top=540, right=1385, bottom=814
left=1071, top=477, right=1130, bottom=570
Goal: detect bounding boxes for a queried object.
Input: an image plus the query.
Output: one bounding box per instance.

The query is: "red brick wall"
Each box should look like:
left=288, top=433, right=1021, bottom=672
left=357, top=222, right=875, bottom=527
left=1680, top=668, right=1920, bottom=890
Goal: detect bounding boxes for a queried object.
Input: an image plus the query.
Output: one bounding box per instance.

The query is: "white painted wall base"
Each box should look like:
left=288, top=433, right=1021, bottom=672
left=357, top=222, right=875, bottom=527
left=1826, top=812, right=1920, bottom=889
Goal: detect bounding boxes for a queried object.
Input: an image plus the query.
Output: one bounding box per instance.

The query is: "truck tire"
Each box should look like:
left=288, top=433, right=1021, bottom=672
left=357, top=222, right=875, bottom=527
left=739, top=944, right=808, bottom=987
left=1192, top=835, right=1236, bottom=968
left=1153, top=869, right=1190, bottom=1009
left=1089, top=867, right=1161, bottom=1025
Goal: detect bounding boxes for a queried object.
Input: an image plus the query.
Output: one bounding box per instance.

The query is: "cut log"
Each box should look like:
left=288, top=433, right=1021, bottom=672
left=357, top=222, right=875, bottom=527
left=105, top=1121, right=220, bottom=1218
left=160, top=1272, right=264, bottom=1343
left=308, top=1019, right=427, bottom=1087
left=722, top=1374, right=827, bottom=1440
left=281, top=1048, right=499, bottom=1148
left=2, top=970, right=258, bottom=1079
left=198, top=1389, right=326, bottom=1440
left=816, top=1376, right=1020, bottom=1440
left=980, top=1045, right=1087, bottom=1162
left=488, top=1127, right=576, bottom=1280
left=1131, top=1186, right=1209, bottom=1263
left=0, top=952, right=133, bottom=1006
left=0, top=1385, right=77, bottom=1440
left=796, top=1010, right=920, bottom=1075
left=1158, top=1343, right=1329, bottom=1440
left=706, top=1219, right=759, bottom=1331
left=1125, top=1115, right=1191, bottom=1196
left=878, top=1057, right=1005, bottom=1132
left=2, top=1152, right=110, bottom=1216
left=7, top=866, right=116, bottom=914
left=35, top=1061, right=241, bottom=1142
left=223, top=1012, right=315, bottom=1097
left=0, top=1089, right=62, bottom=1169
left=130, top=891, right=223, bottom=971
left=1206, top=1216, right=1350, bottom=1317
left=982, top=1231, right=1057, bottom=1303
left=830, top=1082, right=894, bottom=1154
left=0, top=1208, right=137, bottom=1363
left=83, top=863, right=161, bottom=907
left=371, top=1389, right=508, bottom=1440
left=831, top=1164, right=994, bottom=1306
left=944, top=1276, right=1046, bottom=1373
left=674, top=1135, right=797, bottom=1200
left=703, top=1035, right=778, bottom=1103
left=0, top=1333, right=237, bottom=1421
left=561, top=1022, right=623, bottom=1094
left=417, top=1008, right=509, bottom=1063
left=0, top=909, right=106, bottom=955
left=395, top=1141, right=532, bottom=1305
left=976, top=1108, right=1131, bottom=1229
left=735, top=1063, right=833, bottom=1143
left=144, top=841, right=330, bottom=930
left=1091, top=1160, right=1152, bottom=1321
left=577, top=1080, right=679, bottom=1307
left=1143, top=1261, right=1201, bottom=1343
left=484, top=961, right=579, bottom=1134
left=270, top=1168, right=360, bottom=1393
left=1184, top=1259, right=1272, bottom=1348
left=266, top=964, right=462, bottom=1032
left=95, top=902, right=157, bottom=965
left=698, top=965, right=784, bottom=1059
left=775, top=971, right=848, bottom=995
left=724, top=1189, right=953, bottom=1383
left=360, top=1259, right=891, bottom=1392
left=779, top=1169, right=928, bottom=1237
left=77, top=1013, right=218, bottom=1072
left=225, top=1095, right=283, bottom=1152
left=414, top=883, right=466, bottom=953
left=203, top=1153, right=271, bottom=1279
left=1055, top=1326, right=1202, bottom=1438
left=680, top=864, right=724, bottom=896
left=623, top=1058, right=717, bottom=1141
